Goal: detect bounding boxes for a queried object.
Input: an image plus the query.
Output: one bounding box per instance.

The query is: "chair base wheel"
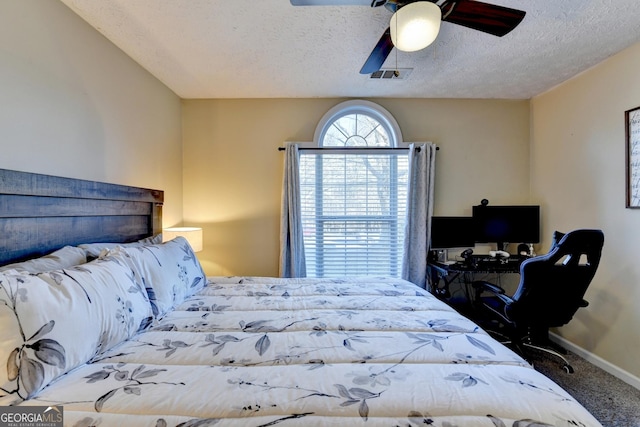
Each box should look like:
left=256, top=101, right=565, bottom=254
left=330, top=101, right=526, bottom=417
left=522, top=342, right=575, bottom=373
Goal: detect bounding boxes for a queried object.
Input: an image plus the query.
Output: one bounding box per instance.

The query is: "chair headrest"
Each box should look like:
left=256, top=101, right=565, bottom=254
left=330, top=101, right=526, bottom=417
left=554, top=229, right=604, bottom=253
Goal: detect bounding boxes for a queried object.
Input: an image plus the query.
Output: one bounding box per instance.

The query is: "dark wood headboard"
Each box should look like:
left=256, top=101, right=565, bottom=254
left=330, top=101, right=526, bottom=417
left=0, top=168, right=163, bottom=265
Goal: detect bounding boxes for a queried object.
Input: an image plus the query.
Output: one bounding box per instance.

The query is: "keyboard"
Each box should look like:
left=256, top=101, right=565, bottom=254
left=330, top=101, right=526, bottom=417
left=430, top=255, right=525, bottom=273
left=470, top=255, right=524, bottom=272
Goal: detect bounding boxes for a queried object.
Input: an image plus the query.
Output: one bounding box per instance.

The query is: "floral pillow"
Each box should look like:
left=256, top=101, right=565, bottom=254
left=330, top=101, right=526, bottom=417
left=0, top=253, right=152, bottom=403
left=108, top=236, right=207, bottom=318
left=78, top=234, right=163, bottom=259
left=0, top=246, right=87, bottom=273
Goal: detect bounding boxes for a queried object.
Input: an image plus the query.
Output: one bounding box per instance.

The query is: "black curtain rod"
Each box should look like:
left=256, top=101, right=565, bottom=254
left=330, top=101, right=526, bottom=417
left=277, top=146, right=438, bottom=152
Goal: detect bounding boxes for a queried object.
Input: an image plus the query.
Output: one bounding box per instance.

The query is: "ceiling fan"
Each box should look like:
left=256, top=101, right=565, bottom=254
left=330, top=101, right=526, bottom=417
left=290, top=0, right=526, bottom=74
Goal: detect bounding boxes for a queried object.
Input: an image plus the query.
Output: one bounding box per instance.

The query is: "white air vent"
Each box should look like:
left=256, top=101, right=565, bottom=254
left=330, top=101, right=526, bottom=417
left=369, top=68, right=413, bottom=80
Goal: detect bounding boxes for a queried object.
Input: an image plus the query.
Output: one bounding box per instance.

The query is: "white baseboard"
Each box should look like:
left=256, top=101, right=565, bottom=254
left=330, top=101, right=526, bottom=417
left=550, top=332, right=640, bottom=390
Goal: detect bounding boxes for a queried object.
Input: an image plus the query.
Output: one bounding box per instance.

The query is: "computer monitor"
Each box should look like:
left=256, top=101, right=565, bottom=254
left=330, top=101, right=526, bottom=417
left=430, top=216, right=476, bottom=249
left=472, top=205, right=540, bottom=251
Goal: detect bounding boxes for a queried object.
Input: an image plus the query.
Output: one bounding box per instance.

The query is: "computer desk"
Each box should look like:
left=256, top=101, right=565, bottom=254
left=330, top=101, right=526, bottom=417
left=427, top=255, right=525, bottom=304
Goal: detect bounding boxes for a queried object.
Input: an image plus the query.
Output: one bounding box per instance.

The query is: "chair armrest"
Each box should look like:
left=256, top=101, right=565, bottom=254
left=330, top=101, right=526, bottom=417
left=472, top=281, right=505, bottom=295
left=472, top=281, right=515, bottom=306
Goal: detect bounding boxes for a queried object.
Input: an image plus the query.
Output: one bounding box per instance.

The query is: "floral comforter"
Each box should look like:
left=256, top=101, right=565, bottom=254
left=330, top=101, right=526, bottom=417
left=19, top=276, right=601, bottom=426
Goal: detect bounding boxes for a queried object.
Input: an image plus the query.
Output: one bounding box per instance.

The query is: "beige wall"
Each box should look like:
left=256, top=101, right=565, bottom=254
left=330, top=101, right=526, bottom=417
left=531, top=42, right=640, bottom=378
left=0, top=0, right=183, bottom=225
left=182, top=98, right=530, bottom=276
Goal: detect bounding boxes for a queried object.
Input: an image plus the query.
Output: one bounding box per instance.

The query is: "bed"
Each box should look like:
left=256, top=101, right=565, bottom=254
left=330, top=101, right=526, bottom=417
left=0, top=169, right=602, bottom=426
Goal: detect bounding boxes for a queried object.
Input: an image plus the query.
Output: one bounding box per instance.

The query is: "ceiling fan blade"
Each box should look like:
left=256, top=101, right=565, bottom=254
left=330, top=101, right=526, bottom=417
left=291, top=0, right=376, bottom=5
left=440, top=0, right=526, bottom=37
left=360, top=27, right=394, bottom=74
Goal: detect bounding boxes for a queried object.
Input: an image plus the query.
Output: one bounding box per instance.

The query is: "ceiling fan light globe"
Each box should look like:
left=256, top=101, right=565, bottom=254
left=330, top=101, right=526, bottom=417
left=390, top=2, right=441, bottom=52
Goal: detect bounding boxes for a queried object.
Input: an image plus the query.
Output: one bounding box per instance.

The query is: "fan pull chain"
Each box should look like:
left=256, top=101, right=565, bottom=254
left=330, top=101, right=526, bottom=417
left=394, top=11, right=399, bottom=77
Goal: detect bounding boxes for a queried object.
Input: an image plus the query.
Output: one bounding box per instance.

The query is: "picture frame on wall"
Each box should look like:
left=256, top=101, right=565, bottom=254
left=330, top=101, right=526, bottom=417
left=625, top=105, right=640, bottom=208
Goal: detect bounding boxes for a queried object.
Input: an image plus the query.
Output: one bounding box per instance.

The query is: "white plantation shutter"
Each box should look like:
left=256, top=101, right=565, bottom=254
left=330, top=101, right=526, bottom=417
left=299, top=151, right=408, bottom=277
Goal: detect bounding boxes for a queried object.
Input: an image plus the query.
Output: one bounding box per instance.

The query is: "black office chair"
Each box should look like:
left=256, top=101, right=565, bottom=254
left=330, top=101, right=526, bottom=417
left=473, top=229, right=604, bottom=373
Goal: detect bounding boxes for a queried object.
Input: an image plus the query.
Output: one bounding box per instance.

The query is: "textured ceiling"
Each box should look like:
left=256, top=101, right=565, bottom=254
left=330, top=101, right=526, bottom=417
left=59, top=0, right=640, bottom=99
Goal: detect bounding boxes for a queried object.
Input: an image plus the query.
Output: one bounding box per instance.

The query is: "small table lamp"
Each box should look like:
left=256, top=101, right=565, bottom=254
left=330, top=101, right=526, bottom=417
left=163, top=227, right=203, bottom=252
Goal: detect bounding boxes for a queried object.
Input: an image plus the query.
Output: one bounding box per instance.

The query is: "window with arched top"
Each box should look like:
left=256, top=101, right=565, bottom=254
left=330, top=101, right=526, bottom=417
left=314, top=100, right=403, bottom=148
left=300, top=100, right=409, bottom=278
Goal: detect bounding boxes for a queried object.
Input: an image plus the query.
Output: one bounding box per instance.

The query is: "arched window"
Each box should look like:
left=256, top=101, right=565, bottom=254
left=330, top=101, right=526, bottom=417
left=299, top=101, right=408, bottom=278
left=314, top=100, right=403, bottom=147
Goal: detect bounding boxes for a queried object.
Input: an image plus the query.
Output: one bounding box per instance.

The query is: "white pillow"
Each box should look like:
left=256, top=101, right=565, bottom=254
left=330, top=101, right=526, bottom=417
left=0, top=246, right=87, bottom=273
left=109, top=236, right=206, bottom=318
left=0, top=254, right=152, bottom=402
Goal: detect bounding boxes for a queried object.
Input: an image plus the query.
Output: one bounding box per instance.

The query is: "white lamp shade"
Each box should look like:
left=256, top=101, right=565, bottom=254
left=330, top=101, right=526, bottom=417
left=163, top=227, right=203, bottom=252
left=390, top=2, right=441, bottom=52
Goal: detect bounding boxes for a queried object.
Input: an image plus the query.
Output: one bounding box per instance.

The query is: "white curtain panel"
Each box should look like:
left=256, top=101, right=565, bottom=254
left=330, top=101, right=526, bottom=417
left=402, top=143, right=437, bottom=288
left=279, top=143, right=306, bottom=278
